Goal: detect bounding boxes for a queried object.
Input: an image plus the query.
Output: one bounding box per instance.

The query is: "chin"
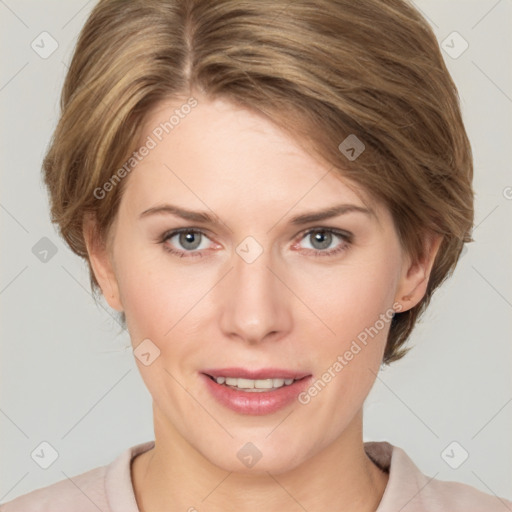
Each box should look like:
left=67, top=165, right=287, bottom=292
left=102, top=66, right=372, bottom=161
left=196, top=433, right=310, bottom=476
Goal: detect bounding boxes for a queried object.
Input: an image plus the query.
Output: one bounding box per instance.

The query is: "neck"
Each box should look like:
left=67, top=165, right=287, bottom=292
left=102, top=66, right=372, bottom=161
left=132, top=406, right=388, bottom=512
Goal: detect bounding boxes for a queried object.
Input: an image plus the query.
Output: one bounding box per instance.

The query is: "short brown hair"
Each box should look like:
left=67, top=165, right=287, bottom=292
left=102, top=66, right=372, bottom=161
left=42, top=0, right=474, bottom=364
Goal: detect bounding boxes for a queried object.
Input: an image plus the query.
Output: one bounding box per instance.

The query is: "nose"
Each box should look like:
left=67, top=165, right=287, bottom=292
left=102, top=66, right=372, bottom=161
left=217, top=242, right=293, bottom=345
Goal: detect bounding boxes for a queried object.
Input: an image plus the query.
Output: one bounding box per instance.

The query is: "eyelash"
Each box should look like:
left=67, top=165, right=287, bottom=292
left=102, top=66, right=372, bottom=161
left=158, top=227, right=353, bottom=259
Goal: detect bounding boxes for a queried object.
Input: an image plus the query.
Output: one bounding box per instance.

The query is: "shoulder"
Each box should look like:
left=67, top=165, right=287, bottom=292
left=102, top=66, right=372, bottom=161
left=365, top=441, right=512, bottom=512
left=0, top=440, right=155, bottom=512
left=0, top=465, right=108, bottom=512
left=419, top=476, right=512, bottom=511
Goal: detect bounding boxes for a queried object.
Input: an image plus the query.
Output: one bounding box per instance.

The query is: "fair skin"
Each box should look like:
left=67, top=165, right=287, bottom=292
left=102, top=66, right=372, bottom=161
left=84, top=93, right=441, bottom=512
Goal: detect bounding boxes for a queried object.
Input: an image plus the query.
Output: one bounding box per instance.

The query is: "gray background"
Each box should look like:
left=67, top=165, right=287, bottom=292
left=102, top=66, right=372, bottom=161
left=1, top=0, right=511, bottom=504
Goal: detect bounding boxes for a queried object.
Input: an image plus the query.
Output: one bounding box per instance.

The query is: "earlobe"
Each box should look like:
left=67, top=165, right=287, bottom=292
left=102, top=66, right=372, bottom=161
left=82, top=214, right=124, bottom=312
left=394, top=234, right=443, bottom=313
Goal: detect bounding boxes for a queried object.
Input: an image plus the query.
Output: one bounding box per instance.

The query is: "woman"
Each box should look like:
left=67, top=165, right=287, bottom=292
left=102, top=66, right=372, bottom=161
left=2, top=0, right=510, bottom=510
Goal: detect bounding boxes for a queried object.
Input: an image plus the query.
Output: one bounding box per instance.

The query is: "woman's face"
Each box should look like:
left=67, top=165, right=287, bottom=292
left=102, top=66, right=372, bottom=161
left=89, top=94, right=433, bottom=474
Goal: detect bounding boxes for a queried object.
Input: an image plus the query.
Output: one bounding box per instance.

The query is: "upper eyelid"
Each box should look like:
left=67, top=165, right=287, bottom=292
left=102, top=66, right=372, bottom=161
left=296, top=226, right=352, bottom=238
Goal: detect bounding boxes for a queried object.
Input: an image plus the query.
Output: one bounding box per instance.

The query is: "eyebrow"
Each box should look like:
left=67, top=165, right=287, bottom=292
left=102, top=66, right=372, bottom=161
left=139, top=203, right=374, bottom=225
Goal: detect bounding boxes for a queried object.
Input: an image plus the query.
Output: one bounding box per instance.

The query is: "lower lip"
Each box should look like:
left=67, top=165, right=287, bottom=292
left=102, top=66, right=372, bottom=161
left=200, top=373, right=313, bottom=415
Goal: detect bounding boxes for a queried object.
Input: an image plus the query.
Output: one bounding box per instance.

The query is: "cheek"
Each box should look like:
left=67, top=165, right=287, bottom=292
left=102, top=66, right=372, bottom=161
left=299, top=255, right=399, bottom=344
left=293, top=262, right=396, bottom=442
left=112, top=242, right=171, bottom=338
left=114, top=245, right=216, bottom=343
left=294, top=250, right=400, bottom=405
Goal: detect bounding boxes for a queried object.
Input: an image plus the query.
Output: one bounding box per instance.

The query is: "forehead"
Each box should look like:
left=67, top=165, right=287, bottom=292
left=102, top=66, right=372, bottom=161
left=120, top=96, right=387, bottom=225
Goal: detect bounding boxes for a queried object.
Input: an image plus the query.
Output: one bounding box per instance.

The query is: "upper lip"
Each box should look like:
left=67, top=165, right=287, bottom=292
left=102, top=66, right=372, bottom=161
left=202, top=367, right=311, bottom=380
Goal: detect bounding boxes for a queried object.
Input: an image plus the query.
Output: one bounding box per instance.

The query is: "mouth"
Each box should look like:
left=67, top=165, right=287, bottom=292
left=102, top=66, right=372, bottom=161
left=203, top=374, right=309, bottom=392
left=201, top=368, right=312, bottom=393
left=200, top=368, right=314, bottom=415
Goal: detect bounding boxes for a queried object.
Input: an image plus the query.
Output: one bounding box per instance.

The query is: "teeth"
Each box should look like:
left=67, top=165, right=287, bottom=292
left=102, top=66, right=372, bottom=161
left=214, top=376, right=298, bottom=390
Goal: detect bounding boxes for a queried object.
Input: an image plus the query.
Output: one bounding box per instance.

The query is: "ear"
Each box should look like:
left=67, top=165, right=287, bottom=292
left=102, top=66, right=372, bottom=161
left=394, top=233, right=443, bottom=313
left=82, top=213, right=123, bottom=312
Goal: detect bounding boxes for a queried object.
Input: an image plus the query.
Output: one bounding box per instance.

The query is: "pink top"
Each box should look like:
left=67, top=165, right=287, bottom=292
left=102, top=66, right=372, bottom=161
left=1, top=440, right=510, bottom=511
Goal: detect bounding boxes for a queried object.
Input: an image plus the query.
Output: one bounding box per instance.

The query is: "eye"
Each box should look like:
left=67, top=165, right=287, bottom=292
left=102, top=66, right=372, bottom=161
left=158, top=227, right=352, bottom=259
left=160, top=228, right=212, bottom=258
left=296, top=228, right=352, bottom=257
